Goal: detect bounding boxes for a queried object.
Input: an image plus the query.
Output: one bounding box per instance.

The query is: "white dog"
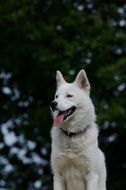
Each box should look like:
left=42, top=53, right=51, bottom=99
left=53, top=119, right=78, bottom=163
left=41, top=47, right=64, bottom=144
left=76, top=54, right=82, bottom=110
left=50, top=70, right=106, bottom=190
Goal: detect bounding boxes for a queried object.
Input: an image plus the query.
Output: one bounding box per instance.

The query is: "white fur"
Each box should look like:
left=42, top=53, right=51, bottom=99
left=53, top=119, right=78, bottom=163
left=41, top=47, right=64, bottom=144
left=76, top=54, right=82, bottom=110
left=51, top=70, right=106, bottom=190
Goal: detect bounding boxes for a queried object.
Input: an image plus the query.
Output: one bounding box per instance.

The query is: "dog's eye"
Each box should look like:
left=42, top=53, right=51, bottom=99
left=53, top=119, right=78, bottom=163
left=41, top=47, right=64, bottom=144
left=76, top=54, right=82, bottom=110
left=55, top=95, right=58, bottom=98
left=66, top=94, right=73, bottom=98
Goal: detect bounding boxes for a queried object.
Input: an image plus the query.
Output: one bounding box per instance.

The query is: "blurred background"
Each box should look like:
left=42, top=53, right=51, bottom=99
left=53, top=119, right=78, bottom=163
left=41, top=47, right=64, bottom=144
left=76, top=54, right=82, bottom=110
left=0, top=0, right=126, bottom=190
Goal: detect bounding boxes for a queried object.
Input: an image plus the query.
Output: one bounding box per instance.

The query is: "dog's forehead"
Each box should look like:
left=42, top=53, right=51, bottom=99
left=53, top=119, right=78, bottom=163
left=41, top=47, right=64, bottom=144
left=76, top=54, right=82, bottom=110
left=56, top=83, right=78, bottom=94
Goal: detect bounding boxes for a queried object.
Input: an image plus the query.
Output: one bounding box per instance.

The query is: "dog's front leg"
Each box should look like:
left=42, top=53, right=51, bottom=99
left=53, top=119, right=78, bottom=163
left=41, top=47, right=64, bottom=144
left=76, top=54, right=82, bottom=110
left=53, top=175, right=65, bottom=190
left=86, top=173, right=98, bottom=190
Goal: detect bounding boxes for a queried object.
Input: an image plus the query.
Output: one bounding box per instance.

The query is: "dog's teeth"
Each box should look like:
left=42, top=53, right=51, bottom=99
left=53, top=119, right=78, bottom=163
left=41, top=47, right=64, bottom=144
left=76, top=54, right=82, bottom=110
left=65, top=109, right=72, bottom=116
left=68, top=110, right=71, bottom=114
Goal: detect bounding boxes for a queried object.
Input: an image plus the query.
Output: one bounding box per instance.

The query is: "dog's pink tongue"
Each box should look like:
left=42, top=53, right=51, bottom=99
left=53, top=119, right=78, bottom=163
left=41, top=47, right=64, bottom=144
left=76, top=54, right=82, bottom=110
left=54, top=114, right=64, bottom=127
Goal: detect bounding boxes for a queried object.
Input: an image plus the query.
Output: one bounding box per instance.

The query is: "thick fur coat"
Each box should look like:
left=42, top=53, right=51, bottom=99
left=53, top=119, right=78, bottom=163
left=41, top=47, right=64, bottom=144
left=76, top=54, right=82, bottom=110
left=50, top=70, right=106, bottom=190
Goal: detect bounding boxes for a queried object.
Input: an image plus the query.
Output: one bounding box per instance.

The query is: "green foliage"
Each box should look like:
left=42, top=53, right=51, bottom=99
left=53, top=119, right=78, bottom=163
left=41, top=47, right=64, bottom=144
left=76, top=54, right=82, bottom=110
left=0, top=0, right=126, bottom=190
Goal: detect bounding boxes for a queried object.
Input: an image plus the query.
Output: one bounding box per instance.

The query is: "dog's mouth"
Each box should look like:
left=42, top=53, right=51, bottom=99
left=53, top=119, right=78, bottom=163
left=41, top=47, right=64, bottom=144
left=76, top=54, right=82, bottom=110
left=53, top=106, right=76, bottom=127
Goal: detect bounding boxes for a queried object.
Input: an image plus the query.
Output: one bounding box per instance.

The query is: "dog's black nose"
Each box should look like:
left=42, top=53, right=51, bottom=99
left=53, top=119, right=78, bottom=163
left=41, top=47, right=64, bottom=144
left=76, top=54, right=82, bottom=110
left=50, top=101, right=57, bottom=110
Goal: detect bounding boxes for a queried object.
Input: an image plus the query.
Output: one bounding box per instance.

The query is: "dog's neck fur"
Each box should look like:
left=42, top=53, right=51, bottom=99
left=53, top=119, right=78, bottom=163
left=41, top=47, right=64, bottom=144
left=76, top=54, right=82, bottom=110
left=60, top=125, right=90, bottom=137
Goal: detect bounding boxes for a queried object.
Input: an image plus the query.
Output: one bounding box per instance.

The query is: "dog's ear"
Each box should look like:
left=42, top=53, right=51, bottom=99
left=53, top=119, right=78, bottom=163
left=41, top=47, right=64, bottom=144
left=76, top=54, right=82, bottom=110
left=56, top=71, right=66, bottom=87
left=74, top=70, right=90, bottom=94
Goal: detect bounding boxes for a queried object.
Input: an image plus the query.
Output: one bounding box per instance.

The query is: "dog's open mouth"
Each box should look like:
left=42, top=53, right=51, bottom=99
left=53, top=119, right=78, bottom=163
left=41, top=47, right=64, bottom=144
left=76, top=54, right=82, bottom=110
left=53, top=106, right=76, bottom=127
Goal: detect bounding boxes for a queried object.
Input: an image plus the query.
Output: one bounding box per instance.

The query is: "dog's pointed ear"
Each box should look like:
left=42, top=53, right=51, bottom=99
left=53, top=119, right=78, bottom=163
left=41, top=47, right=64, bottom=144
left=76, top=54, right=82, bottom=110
left=74, top=70, right=90, bottom=94
left=56, top=71, right=66, bottom=87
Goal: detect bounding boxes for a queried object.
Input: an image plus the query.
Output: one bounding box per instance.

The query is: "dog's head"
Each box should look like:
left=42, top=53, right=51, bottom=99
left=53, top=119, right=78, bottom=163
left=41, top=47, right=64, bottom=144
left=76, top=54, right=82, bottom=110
left=50, top=70, right=95, bottom=131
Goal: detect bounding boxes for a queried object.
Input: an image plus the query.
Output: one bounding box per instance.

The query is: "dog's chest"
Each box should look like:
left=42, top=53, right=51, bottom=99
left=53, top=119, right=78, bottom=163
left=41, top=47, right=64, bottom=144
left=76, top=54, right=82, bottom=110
left=60, top=132, right=86, bottom=150
left=54, top=136, right=90, bottom=176
left=56, top=151, right=89, bottom=174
